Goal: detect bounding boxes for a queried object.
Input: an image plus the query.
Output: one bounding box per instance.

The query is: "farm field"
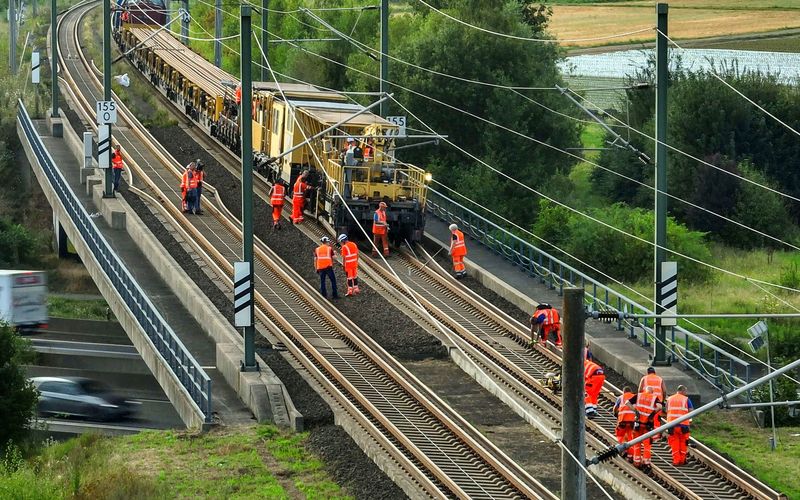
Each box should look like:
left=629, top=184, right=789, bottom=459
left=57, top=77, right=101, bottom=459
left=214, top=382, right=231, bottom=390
left=550, top=2, right=800, bottom=47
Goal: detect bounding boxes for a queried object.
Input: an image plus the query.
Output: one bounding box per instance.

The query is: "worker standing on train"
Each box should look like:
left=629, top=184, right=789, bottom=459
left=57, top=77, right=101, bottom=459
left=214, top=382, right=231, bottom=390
left=530, top=303, right=562, bottom=346
left=338, top=234, right=360, bottom=296
left=195, top=160, right=204, bottom=215
left=111, top=145, right=124, bottom=193
left=584, top=358, right=605, bottom=419
left=639, top=367, right=668, bottom=434
left=666, top=385, right=693, bottom=466
left=372, top=202, right=389, bottom=257
left=625, top=386, right=663, bottom=470
left=314, top=236, right=338, bottom=299
left=448, top=224, right=467, bottom=279
left=292, top=170, right=309, bottom=224
left=269, top=179, right=286, bottom=230
left=613, top=386, right=637, bottom=462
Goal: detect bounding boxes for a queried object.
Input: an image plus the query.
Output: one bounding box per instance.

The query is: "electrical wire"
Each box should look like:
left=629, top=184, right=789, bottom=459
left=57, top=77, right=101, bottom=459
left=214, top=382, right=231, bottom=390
left=415, top=0, right=654, bottom=44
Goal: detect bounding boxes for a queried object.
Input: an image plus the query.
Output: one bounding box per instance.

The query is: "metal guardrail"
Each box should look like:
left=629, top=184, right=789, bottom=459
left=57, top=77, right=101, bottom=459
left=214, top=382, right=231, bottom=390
left=17, top=101, right=212, bottom=422
left=426, top=186, right=751, bottom=392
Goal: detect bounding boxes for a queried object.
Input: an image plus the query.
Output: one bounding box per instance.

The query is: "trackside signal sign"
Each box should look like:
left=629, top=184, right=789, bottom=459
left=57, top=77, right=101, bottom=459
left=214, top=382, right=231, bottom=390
left=96, top=100, right=117, bottom=125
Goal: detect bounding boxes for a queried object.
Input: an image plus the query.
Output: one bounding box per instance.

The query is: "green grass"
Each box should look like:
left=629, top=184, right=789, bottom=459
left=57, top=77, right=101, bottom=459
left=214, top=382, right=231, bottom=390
left=568, top=124, right=607, bottom=209
left=1, top=426, right=348, bottom=499
left=47, top=296, right=109, bottom=320
left=693, top=410, right=800, bottom=498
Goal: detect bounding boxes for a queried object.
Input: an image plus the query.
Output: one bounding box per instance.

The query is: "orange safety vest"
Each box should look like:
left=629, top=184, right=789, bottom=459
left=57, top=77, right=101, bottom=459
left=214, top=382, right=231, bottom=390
left=187, top=171, right=199, bottom=190
left=341, top=241, right=359, bottom=268
left=451, top=229, right=467, bottom=257
left=293, top=178, right=307, bottom=199
left=111, top=151, right=124, bottom=170
left=235, top=85, right=242, bottom=104
left=373, top=209, right=387, bottom=235
left=635, top=392, right=659, bottom=423
left=616, top=391, right=636, bottom=423
left=271, top=184, right=285, bottom=206
left=121, top=11, right=130, bottom=22
left=181, top=170, right=189, bottom=190
left=584, top=360, right=603, bottom=381
left=641, top=373, right=665, bottom=402
left=666, top=393, right=691, bottom=425
left=315, top=245, right=333, bottom=270
left=536, top=308, right=559, bottom=326
left=196, top=170, right=204, bottom=185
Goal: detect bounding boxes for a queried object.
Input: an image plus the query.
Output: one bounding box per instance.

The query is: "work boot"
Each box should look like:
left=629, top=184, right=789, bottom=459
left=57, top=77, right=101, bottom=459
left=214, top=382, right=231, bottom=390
left=354, top=286, right=360, bottom=295
left=346, top=288, right=353, bottom=297
left=372, top=251, right=378, bottom=257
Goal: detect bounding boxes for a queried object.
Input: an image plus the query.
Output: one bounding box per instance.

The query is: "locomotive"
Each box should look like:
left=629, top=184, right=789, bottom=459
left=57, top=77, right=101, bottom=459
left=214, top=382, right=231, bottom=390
left=115, top=21, right=429, bottom=243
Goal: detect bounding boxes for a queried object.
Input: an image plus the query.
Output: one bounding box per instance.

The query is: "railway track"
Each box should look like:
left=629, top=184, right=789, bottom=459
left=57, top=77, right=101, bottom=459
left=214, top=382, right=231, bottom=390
left=55, top=3, right=558, bottom=498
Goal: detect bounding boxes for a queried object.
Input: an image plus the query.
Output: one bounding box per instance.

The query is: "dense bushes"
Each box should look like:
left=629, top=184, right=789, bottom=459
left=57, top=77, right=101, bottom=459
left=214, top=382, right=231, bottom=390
left=0, top=217, right=43, bottom=267
left=0, top=324, right=38, bottom=451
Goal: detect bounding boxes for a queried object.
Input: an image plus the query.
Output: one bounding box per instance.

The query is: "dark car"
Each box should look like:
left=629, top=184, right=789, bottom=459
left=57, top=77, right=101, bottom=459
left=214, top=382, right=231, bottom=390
left=31, top=377, right=139, bottom=422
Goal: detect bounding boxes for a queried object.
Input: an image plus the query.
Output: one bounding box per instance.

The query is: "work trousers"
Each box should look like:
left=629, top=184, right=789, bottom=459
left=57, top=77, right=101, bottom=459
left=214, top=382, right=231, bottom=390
left=373, top=232, right=389, bottom=256
left=272, top=204, right=283, bottom=224
left=185, top=189, right=198, bottom=213
left=667, top=426, right=690, bottom=465
left=452, top=254, right=466, bottom=274
left=632, top=426, right=653, bottom=465
left=292, top=196, right=305, bottom=223
left=539, top=325, right=562, bottom=345
left=615, top=423, right=635, bottom=458
left=113, top=168, right=123, bottom=191
left=584, top=374, right=605, bottom=415
left=196, top=185, right=203, bottom=211
left=318, top=267, right=338, bottom=298
left=344, top=265, right=359, bottom=295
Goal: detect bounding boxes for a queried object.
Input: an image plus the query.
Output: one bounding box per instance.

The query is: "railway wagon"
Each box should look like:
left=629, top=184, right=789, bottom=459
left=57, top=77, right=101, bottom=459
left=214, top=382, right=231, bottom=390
left=113, top=0, right=166, bottom=29
left=116, top=25, right=429, bottom=243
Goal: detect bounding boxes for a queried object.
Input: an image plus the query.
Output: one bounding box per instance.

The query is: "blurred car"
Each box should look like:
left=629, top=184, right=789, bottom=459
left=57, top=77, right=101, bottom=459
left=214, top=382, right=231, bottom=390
left=31, top=377, right=139, bottom=421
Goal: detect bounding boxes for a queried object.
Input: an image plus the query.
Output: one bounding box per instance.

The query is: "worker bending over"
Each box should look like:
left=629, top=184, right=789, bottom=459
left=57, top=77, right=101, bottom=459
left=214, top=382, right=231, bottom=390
left=449, top=224, right=467, bottom=279
left=613, top=386, right=637, bottom=462
left=372, top=202, right=389, bottom=257
left=292, top=170, right=309, bottom=224
left=625, top=386, right=663, bottom=470
left=666, top=385, right=693, bottom=466
left=530, top=303, right=562, bottom=346
left=338, top=234, right=360, bottom=296
left=584, top=358, right=605, bottom=419
left=269, top=179, right=286, bottom=230
left=314, top=237, right=338, bottom=300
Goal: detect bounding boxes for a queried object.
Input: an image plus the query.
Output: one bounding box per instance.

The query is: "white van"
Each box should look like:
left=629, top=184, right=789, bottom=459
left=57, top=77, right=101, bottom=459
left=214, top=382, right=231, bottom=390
left=0, top=270, right=48, bottom=330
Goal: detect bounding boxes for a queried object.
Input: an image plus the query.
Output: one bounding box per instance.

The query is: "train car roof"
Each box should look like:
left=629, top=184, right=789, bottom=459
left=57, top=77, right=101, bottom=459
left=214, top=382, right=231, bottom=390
left=253, top=81, right=345, bottom=101
left=288, top=99, right=394, bottom=128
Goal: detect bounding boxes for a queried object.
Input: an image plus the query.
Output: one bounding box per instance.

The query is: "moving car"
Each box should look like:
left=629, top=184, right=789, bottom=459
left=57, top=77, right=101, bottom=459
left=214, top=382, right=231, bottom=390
left=31, top=377, right=138, bottom=421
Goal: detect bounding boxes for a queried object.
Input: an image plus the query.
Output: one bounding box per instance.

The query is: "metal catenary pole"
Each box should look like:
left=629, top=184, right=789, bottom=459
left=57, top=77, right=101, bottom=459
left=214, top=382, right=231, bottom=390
left=181, top=0, right=188, bottom=45
left=562, top=288, right=586, bottom=500
left=653, top=2, right=669, bottom=365
left=240, top=5, right=257, bottom=371
left=165, top=0, right=170, bottom=24
left=50, top=0, right=58, bottom=117
left=766, top=330, right=778, bottom=450
left=103, top=0, right=114, bottom=197
left=10, top=0, right=17, bottom=75
left=260, top=0, right=268, bottom=81
left=379, top=0, right=388, bottom=117
left=213, top=0, right=221, bottom=67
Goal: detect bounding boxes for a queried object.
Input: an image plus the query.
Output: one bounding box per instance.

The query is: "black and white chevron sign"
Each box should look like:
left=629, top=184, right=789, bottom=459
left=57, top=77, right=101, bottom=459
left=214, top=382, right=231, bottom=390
left=658, top=261, right=677, bottom=326
left=234, top=262, right=253, bottom=327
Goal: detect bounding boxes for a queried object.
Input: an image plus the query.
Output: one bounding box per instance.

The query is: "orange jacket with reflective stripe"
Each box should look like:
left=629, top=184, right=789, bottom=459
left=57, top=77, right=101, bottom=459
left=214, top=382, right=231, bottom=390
left=186, top=171, right=198, bottom=190
left=634, top=392, right=660, bottom=423
left=235, top=85, right=242, bottom=104
left=271, top=184, right=285, bottom=206
left=341, top=241, right=358, bottom=268
left=666, top=393, right=691, bottom=425
left=641, top=373, right=665, bottom=402
left=451, top=230, right=467, bottom=257
left=372, top=209, right=387, bottom=235
left=181, top=170, right=189, bottom=190
left=584, top=360, right=603, bottom=381
left=315, top=245, right=333, bottom=270
left=616, top=391, right=636, bottom=423
left=293, top=178, right=307, bottom=198
left=111, top=151, right=123, bottom=170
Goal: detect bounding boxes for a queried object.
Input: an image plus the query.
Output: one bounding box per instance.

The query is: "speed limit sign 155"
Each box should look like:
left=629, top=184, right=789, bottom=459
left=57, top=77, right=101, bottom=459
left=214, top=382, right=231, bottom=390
left=96, top=101, right=118, bottom=125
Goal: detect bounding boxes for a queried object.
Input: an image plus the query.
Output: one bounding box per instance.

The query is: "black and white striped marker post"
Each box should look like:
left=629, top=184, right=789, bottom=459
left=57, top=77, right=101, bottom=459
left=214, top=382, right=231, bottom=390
left=97, top=125, right=111, bottom=169
left=31, top=51, right=40, bottom=84
left=658, top=261, right=677, bottom=327
left=234, top=262, right=253, bottom=327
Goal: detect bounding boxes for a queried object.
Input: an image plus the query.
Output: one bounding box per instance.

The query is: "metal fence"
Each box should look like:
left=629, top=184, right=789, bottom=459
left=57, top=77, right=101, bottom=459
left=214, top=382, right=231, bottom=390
left=18, top=101, right=212, bottom=422
left=426, top=186, right=751, bottom=392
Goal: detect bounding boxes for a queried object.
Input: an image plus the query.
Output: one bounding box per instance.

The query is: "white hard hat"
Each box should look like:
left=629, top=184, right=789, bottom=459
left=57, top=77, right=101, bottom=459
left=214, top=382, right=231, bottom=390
left=337, top=234, right=348, bottom=243
left=320, top=236, right=331, bottom=244
left=346, top=137, right=355, bottom=142
left=449, top=224, right=458, bottom=231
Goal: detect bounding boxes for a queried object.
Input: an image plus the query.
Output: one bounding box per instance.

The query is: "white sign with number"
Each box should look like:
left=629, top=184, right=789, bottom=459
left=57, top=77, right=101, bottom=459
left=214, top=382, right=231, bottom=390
left=96, top=100, right=117, bottom=125
left=386, top=115, right=407, bottom=138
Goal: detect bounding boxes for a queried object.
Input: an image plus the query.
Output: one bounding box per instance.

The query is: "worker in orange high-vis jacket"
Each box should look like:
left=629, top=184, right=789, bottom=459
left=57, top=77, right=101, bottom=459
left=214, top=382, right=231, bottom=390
left=666, top=385, right=693, bottom=466
left=448, top=223, right=467, bottom=279
left=235, top=84, right=242, bottom=105
left=625, top=386, right=663, bottom=470
left=372, top=202, right=389, bottom=257
left=338, top=234, right=360, bottom=296
left=195, top=160, right=205, bottom=215
left=314, top=236, right=338, bottom=299
left=269, top=179, right=286, bottom=230
left=639, top=366, right=668, bottom=436
left=180, top=161, right=194, bottom=212
left=613, top=386, right=637, bottom=462
left=111, top=145, right=124, bottom=193
left=292, top=170, right=309, bottom=224
left=584, top=358, right=605, bottom=419
left=530, top=303, right=562, bottom=346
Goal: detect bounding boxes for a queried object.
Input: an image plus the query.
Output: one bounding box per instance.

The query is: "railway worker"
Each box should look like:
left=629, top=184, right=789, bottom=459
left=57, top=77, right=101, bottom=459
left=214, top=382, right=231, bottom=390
left=180, top=161, right=193, bottom=212
left=292, top=170, right=309, bottom=224
left=269, top=179, right=286, bottom=230
left=182, top=162, right=199, bottom=214
left=235, top=84, right=242, bottom=105
left=338, top=234, right=360, bottom=296
left=314, top=236, right=339, bottom=300
left=362, top=138, right=374, bottom=161
left=372, top=202, right=390, bottom=257
left=639, top=366, right=667, bottom=433
left=665, top=385, right=693, bottom=466
left=448, top=223, right=468, bottom=279
left=584, top=357, right=605, bottom=419
left=195, top=160, right=204, bottom=215
left=613, top=386, right=637, bottom=462
left=530, top=303, right=561, bottom=346
left=342, top=137, right=359, bottom=167
left=625, top=385, right=663, bottom=470
left=111, top=145, right=124, bottom=193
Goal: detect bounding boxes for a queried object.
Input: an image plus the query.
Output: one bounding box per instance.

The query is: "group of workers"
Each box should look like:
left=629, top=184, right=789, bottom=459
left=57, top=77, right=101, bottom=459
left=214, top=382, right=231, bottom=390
left=180, top=159, right=205, bottom=215
left=314, top=234, right=361, bottom=299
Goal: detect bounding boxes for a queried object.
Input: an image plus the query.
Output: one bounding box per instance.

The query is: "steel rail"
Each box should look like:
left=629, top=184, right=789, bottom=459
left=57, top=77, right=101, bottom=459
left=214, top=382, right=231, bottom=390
left=57, top=5, right=554, bottom=498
